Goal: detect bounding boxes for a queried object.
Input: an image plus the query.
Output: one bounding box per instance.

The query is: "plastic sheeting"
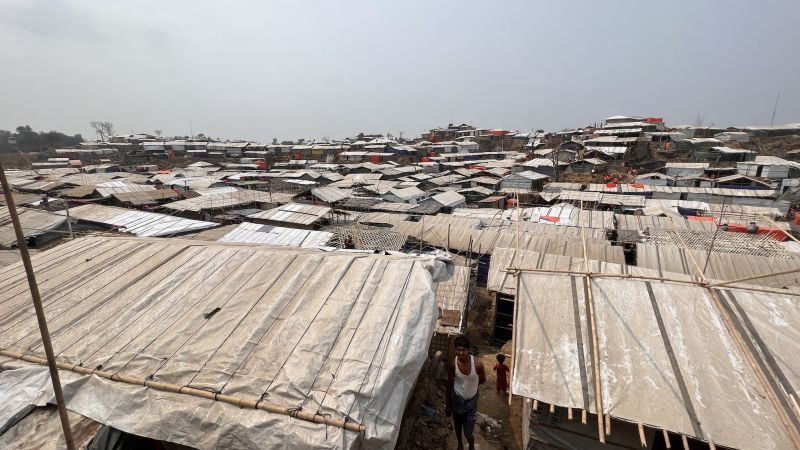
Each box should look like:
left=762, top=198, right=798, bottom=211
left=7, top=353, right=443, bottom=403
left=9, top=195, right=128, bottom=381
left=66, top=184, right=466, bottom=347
left=512, top=272, right=799, bottom=450
left=0, top=237, right=445, bottom=449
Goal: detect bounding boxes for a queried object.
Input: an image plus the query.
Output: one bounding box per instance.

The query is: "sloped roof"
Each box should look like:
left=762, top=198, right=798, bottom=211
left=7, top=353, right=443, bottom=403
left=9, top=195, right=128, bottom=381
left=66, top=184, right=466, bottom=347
left=247, top=203, right=331, bottom=226
left=512, top=269, right=800, bottom=450
left=311, top=187, right=351, bottom=203
left=0, top=207, right=66, bottom=247
left=386, top=186, right=426, bottom=200
left=219, top=222, right=333, bottom=248
left=163, top=189, right=282, bottom=212
left=61, top=204, right=218, bottom=237
left=431, top=190, right=466, bottom=207
left=0, top=237, right=444, bottom=449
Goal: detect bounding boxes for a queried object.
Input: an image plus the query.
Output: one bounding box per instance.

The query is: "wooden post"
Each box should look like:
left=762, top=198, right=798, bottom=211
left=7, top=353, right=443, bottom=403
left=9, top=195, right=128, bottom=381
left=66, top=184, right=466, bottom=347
left=637, top=423, right=647, bottom=447
left=0, top=162, right=75, bottom=450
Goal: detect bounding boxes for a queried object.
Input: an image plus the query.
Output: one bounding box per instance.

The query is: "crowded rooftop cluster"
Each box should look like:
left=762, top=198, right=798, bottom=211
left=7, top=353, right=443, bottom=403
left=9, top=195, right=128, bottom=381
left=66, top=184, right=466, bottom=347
left=1, top=115, right=800, bottom=449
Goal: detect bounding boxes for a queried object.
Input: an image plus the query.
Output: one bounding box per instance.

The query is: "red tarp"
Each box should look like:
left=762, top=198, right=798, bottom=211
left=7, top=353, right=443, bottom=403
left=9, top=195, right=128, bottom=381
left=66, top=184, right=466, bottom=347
left=540, top=215, right=560, bottom=223
left=687, top=216, right=717, bottom=222
left=725, top=224, right=788, bottom=241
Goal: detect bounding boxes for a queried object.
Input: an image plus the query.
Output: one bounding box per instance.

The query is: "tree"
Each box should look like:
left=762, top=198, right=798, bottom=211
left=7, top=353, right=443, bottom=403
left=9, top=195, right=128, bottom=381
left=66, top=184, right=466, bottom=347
left=90, top=121, right=114, bottom=141
left=154, top=129, right=163, bottom=138
left=272, top=138, right=278, bottom=145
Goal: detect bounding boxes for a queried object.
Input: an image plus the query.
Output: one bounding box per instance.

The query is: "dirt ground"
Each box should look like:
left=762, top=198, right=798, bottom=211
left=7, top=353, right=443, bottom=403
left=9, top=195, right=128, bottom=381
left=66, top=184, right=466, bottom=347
left=395, top=286, right=523, bottom=450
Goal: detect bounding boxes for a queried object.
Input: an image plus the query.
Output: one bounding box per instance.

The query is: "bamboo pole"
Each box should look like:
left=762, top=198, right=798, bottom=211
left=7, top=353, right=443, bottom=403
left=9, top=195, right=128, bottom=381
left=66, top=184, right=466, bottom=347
left=0, top=163, right=76, bottom=450
left=502, top=267, right=800, bottom=298
left=580, top=200, right=606, bottom=444
left=508, top=190, right=524, bottom=406
left=509, top=269, right=520, bottom=406
left=0, top=349, right=365, bottom=433
left=709, top=266, right=800, bottom=289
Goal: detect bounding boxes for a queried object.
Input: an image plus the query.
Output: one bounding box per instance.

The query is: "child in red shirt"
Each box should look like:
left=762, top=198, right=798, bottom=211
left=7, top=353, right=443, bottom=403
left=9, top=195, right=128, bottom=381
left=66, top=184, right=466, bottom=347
left=493, top=354, right=509, bottom=393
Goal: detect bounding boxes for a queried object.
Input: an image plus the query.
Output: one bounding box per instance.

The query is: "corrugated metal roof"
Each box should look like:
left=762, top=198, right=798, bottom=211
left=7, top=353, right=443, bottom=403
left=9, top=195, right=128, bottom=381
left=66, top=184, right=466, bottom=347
left=526, top=204, right=615, bottom=229
left=385, top=186, right=426, bottom=200
left=557, top=190, right=602, bottom=202
left=0, top=192, right=44, bottom=206
left=95, top=184, right=156, bottom=198
left=0, top=207, right=67, bottom=247
left=615, top=214, right=717, bottom=232
left=512, top=171, right=550, bottom=181
left=219, top=222, right=333, bottom=248
left=62, top=185, right=98, bottom=198
left=583, top=145, right=628, bottom=155
left=16, top=181, right=65, bottom=192
left=111, top=190, right=179, bottom=205
left=247, top=203, right=332, bottom=226
left=598, top=193, right=646, bottom=207
left=431, top=191, right=466, bottom=207
left=163, top=189, right=283, bottom=212
left=311, top=187, right=351, bottom=203
left=61, top=204, right=218, bottom=237
left=194, top=186, right=240, bottom=196
left=664, top=162, right=710, bottom=169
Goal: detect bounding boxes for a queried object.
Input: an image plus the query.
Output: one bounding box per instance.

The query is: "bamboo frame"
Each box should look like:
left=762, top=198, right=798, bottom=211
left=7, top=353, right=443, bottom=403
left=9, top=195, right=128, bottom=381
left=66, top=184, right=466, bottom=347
left=0, top=349, right=365, bottom=433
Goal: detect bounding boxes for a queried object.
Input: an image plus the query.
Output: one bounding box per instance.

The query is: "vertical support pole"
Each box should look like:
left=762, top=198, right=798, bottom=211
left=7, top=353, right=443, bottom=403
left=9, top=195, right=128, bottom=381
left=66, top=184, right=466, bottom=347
left=0, top=162, right=75, bottom=450
left=580, top=200, right=606, bottom=443
left=509, top=269, right=520, bottom=406
left=62, top=198, right=74, bottom=240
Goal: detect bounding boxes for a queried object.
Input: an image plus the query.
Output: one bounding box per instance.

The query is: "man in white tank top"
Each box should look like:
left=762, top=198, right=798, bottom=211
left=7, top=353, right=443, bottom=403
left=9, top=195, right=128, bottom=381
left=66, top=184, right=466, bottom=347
left=446, top=335, right=486, bottom=450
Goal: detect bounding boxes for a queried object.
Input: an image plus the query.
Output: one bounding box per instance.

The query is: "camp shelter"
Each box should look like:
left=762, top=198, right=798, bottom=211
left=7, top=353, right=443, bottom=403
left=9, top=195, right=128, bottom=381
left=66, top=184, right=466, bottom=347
left=0, top=237, right=448, bottom=449
left=511, top=268, right=800, bottom=450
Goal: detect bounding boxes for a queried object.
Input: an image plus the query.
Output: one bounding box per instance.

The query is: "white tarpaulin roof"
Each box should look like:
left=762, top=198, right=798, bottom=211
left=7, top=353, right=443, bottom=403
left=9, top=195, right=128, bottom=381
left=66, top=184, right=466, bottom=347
left=512, top=271, right=800, bottom=450
left=0, top=237, right=445, bottom=449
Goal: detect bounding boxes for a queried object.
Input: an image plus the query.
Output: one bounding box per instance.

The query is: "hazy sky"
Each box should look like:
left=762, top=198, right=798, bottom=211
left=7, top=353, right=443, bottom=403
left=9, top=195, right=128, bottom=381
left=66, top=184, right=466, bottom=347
left=2, top=0, right=798, bottom=142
